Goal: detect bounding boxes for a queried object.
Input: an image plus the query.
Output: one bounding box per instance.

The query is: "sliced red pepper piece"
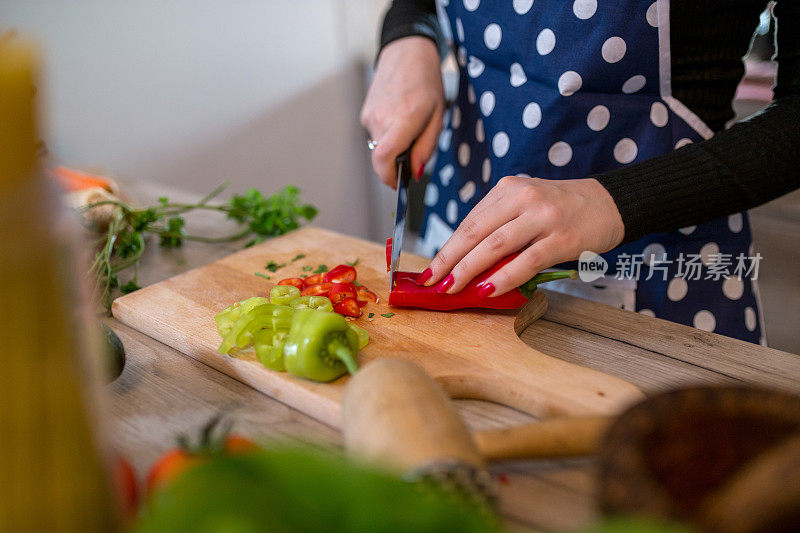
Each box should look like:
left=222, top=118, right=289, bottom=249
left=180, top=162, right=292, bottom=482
left=277, top=277, right=304, bottom=290
left=303, top=273, right=325, bottom=287
left=388, top=253, right=576, bottom=311
left=329, top=283, right=357, bottom=304
left=355, top=299, right=368, bottom=308
left=385, top=238, right=392, bottom=272
left=323, top=264, right=357, bottom=284
left=301, top=282, right=333, bottom=297
left=333, top=297, right=362, bottom=317
left=356, top=286, right=379, bottom=304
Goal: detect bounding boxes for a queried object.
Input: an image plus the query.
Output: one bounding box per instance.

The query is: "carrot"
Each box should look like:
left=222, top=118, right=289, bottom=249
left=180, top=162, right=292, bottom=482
left=49, top=166, right=115, bottom=192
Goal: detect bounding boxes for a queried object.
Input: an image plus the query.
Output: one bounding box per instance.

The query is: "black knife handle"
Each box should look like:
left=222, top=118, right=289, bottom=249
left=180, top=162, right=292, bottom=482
left=396, top=148, right=412, bottom=187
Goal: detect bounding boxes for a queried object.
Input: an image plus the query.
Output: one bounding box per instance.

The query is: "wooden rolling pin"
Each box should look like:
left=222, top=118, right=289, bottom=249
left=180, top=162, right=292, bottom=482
left=343, top=358, right=611, bottom=472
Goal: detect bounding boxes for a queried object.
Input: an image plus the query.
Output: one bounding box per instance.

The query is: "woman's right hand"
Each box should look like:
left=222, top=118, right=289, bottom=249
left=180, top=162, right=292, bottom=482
left=360, top=36, right=445, bottom=188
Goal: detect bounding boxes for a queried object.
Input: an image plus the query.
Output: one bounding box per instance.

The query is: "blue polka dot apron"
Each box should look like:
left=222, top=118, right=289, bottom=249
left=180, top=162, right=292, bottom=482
left=419, top=0, right=764, bottom=344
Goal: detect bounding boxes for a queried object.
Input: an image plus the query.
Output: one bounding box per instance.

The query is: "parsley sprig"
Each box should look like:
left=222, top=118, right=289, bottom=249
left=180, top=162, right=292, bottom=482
left=83, top=182, right=317, bottom=310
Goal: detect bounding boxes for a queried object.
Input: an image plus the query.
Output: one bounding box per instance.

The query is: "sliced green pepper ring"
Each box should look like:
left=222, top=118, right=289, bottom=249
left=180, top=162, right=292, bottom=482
left=271, top=305, right=295, bottom=331
left=348, top=323, right=370, bottom=350
left=214, top=296, right=270, bottom=336
left=253, top=329, right=287, bottom=371
left=218, top=303, right=276, bottom=354
left=289, top=295, right=334, bottom=313
left=270, top=285, right=301, bottom=306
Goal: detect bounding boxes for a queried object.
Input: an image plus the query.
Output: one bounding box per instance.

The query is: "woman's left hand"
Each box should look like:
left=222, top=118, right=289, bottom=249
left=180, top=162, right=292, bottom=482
left=418, top=176, right=626, bottom=296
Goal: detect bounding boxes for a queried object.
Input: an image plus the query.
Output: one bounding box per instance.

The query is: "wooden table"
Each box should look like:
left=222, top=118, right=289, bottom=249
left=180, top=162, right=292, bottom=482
left=105, top=182, right=800, bottom=532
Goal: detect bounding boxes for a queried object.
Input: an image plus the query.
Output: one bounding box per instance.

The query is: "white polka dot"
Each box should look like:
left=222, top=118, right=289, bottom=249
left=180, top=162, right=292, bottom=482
left=650, top=102, right=668, bottom=127
left=482, top=158, right=491, bottom=182
left=667, top=277, right=688, bottom=301
left=622, top=75, right=646, bottom=93
left=493, top=132, right=510, bottom=157
left=475, top=118, right=485, bottom=142
left=424, top=182, right=439, bottom=206
left=678, top=225, right=696, bottom=235
left=513, top=0, right=534, bottom=15
left=439, top=129, right=452, bottom=151
left=459, top=181, right=476, bottom=203
left=522, top=102, right=542, bottom=129
left=558, top=71, right=582, bottom=96
left=548, top=141, right=573, bottom=167
left=745, top=306, right=757, bottom=331
left=638, top=309, right=655, bottom=317
left=467, top=84, right=476, bottom=104
left=457, top=46, right=467, bottom=67
left=463, top=0, right=479, bottom=11
left=484, top=23, right=502, bottom=50
left=646, top=2, right=658, bottom=27
left=613, top=138, right=638, bottom=164
left=693, top=310, right=716, bottom=332
left=601, top=36, right=626, bottom=63
left=467, top=56, right=485, bottom=78
left=700, top=242, right=719, bottom=266
left=510, top=62, right=527, bottom=87
left=446, top=199, right=459, bottom=223
left=587, top=105, right=610, bottom=131
left=456, top=18, right=465, bottom=42
left=439, top=164, right=454, bottom=186
left=458, top=142, right=470, bottom=167
left=642, top=243, right=666, bottom=266
left=675, top=138, right=693, bottom=149
left=451, top=106, right=461, bottom=129
left=723, top=277, right=744, bottom=300
left=480, top=91, right=495, bottom=116
left=573, top=0, right=597, bottom=19
left=517, top=173, right=532, bottom=178
left=728, top=213, right=743, bottom=233
left=536, top=28, right=556, bottom=55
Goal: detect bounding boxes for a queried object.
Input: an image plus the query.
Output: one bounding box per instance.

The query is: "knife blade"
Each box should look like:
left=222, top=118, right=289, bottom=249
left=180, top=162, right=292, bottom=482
left=389, top=149, right=412, bottom=290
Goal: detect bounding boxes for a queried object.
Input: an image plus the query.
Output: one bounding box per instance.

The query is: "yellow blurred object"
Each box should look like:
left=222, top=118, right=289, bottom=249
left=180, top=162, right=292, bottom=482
left=0, top=37, right=119, bottom=530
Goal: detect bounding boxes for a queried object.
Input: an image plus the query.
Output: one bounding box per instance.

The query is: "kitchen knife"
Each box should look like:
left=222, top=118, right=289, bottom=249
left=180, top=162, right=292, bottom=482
left=389, top=149, right=412, bottom=290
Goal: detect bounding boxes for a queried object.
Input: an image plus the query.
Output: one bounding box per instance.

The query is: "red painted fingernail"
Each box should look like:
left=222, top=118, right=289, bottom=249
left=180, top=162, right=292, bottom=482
left=416, top=163, right=425, bottom=180
left=416, top=268, right=433, bottom=285
left=477, top=282, right=495, bottom=298
left=436, top=274, right=454, bottom=293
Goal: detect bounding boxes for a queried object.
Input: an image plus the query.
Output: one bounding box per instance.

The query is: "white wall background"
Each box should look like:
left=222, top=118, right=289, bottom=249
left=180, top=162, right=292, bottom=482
left=1, top=0, right=394, bottom=240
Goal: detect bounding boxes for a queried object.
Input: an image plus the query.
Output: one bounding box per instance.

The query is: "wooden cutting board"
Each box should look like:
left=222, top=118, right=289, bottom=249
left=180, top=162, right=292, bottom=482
left=112, top=226, right=643, bottom=428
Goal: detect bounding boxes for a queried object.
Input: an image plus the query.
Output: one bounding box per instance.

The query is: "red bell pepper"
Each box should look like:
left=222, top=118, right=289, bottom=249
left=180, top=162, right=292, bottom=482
left=387, top=250, right=577, bottom=311
left=323, top=264, right=357, bottom=284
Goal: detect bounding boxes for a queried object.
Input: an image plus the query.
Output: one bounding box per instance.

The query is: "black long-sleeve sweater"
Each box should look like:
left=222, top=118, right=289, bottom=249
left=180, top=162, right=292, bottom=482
left=379, top=1, right=800, bottom=243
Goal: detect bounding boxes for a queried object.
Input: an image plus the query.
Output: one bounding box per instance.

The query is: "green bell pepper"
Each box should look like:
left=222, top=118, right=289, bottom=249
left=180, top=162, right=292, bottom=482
left=283, top=309, right=359, bottom=382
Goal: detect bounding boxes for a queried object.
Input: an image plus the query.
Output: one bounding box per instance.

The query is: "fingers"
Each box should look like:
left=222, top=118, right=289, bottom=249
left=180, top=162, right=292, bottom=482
left=444, top=218, right=542, bottom=293
left=479, top=236, right=561, bottom=297
left=422, top=189, right=513, bottom=286
left=370, top=119, right=422, bottom=189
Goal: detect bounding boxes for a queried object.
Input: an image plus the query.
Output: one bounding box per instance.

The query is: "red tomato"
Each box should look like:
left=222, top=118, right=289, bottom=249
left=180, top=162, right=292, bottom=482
left=356, top=286, right=379, bottom=304
left=323, top=265, right=357, bottom=284
left=303, top=273, right=325, bottom=287
left=277, top=278, right=304, bottom=290
left=329, top=283, right=357, bottom=304
left=114, top=456, right=139, bottom=520
left=145, top=449, right=199, bottom=496
left=333, top=297, right=362, bottom=317
left=146, top=434, right=258, bottom=496
left=301, top=282, right=333, bottom=297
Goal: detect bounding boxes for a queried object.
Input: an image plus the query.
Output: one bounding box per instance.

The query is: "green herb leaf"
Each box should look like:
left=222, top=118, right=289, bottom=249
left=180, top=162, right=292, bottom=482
left=291, top=254, right=306, bottom=262
left=368, top=313, right=374, bottom=319
left=120, top=281, right=141, bottom=294
left=254, top=272, right=271, bottom=280
left=345, top=258, right=359, bottom=266
left=265, top=260, right=286, bottom=272
left=313, top=264, right=328, bottom=274
left=302, top=265, right=312, bottom=272
left=380, top=313, right=395, bottom=318
left=157, top=196, right=169, bottom=206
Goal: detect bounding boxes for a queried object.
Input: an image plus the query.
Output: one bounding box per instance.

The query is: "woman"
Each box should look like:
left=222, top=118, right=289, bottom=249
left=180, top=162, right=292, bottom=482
left=361, top=1, right=800, bottom=344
